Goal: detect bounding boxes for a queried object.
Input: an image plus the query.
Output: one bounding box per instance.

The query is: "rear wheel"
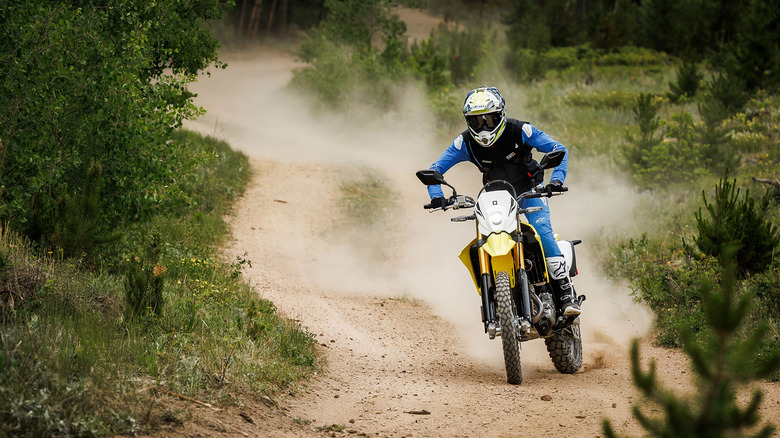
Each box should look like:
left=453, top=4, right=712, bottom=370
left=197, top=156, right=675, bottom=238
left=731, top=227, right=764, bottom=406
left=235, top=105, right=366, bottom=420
left=545, top=323, right=582, bottom=374
left=495, top=271, right=522, bottom=385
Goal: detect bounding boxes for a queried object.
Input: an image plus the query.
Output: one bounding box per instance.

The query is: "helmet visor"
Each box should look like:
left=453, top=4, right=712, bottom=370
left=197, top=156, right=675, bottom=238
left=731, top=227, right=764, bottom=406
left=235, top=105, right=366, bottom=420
left=466, top=112, right=502, bottom=132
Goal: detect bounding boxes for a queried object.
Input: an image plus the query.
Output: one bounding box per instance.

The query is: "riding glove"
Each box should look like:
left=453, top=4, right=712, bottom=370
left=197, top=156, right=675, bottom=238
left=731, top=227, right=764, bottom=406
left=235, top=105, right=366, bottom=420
left=544, top=180, right=564, bottom=195
left=430, top=197, right=447, bottom=209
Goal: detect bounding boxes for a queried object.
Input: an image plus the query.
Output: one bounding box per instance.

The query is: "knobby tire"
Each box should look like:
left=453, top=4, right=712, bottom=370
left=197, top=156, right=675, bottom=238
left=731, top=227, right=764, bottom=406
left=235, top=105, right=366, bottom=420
left=545, top=323, right=583, bottom=374
left=495, top=271, right=523, bottom=385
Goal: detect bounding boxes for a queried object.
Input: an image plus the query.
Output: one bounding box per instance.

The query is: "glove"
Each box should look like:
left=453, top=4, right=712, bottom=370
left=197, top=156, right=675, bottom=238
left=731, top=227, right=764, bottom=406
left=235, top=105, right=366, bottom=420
left=544, top=180, right=564, bottom=195
left=430, top=197, right=447, bottom=209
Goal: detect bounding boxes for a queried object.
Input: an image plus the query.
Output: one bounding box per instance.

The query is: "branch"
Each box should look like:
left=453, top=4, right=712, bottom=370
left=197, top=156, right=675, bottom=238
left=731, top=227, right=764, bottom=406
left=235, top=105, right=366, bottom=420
left=752, top=177, right=780, bottom=191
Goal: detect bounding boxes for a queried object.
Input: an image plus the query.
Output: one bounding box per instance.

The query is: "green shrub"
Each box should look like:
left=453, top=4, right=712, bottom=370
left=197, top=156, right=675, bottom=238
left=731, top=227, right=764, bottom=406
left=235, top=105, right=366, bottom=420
left=593, top=46, right=670, bottom=66
left=607, top=233, right=719, bottom=347
left=409, top=38, right=448, bottom=89
left=706, top=72, right=749, bottom=117
left=48, top=162, right=121, bottom=260
left=0, top=1, right=225, bottom=243
left=603, top=253, right=780, bottom=437
left=690, top=177, right=780, bottom=276
left=668, top=60, right=703, bottom=103
left=124, top=233, right=165, bottom=320
left=624, top=97, right=710, bottom=189
left=0, top=130, right=317, bottom=436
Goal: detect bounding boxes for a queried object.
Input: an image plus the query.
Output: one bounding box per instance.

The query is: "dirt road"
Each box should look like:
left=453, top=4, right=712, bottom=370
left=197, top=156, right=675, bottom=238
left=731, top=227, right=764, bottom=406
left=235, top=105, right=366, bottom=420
left=180, top=47, right=780, bottom=437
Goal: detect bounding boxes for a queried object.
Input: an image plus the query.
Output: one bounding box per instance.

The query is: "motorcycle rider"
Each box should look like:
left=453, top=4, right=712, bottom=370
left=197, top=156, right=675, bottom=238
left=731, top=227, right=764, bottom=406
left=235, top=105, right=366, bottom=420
left=424, top=86, right=581, bottom=317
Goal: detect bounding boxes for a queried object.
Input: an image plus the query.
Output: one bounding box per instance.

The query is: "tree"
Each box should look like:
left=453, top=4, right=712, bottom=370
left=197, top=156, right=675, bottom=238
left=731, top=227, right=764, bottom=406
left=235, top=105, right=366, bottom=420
left=603, top=250, right=780, bottom=437
left=0, top=0, right=227, bottom=245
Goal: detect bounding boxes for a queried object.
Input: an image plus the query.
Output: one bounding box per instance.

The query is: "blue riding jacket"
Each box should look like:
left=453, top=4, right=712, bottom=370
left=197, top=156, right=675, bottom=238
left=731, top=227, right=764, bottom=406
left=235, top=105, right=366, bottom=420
left=426, top=119, right=568, bottom=258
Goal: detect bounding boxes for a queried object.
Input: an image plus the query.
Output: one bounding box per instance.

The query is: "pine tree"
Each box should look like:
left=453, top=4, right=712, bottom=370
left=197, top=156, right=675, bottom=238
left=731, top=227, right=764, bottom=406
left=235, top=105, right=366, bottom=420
left=603, top=250, right=780, bottom=437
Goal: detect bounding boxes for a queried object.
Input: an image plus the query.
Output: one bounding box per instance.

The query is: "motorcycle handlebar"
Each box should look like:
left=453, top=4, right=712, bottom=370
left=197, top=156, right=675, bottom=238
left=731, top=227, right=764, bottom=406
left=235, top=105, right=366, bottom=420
left=424, top=195, right=475, bottom=212
left=518, top=186, right=568, bottom=200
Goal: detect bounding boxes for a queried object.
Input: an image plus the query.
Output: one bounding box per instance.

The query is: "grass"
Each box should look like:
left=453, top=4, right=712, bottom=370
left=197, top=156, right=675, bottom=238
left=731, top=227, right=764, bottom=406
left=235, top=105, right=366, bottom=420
left=0, top=130, right=317, bottom=436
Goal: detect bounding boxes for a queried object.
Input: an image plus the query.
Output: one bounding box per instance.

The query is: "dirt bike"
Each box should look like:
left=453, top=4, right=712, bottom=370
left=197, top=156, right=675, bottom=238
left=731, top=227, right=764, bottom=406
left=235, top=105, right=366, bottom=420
left=416, top=151, right=585, bottom=385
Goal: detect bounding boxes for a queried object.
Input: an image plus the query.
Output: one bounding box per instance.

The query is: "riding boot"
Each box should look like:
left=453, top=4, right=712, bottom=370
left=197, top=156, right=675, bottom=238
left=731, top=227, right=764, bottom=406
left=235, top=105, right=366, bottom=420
left=546, top=256, right=581, bottom=317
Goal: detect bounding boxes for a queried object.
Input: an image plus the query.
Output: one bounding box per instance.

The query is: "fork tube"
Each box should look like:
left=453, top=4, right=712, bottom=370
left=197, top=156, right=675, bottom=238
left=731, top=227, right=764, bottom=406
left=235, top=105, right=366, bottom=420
left=514, top=242, right=531, bottom=321
left=477, top=245, right=494, bottom=325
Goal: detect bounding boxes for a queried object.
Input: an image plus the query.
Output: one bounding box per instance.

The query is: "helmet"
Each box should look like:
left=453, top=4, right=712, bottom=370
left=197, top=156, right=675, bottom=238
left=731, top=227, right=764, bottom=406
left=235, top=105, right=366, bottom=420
left=462, top=86, right=506, bottom=147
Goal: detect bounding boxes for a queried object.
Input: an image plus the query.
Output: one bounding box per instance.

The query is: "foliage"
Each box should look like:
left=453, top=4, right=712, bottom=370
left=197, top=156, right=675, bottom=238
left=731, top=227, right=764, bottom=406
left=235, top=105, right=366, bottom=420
left=48, top=162, right=122, bottom=260
left=290, top=0, right=412, bottom=110
left=0, top=228, right=52, bottom=325
left=0, top=0, right=226, bottom=245
left=0, top=131, right=316, bottom=436
left=124, top=233, right=166, bottom=320
left=668, top=60, right=703, bottom=103
left=689, top=177, right=780, bottom=277
left=607, top=234, right=718, bottom=347
left=603, top=253, right=780, bottom=438
left=623, top=94, right=705, bottom=189
left=508, top=45, right=670, bottom=83
left=705, top=72, right=749, bottom=118
left=566, top=89, right=638, bottom=110
left=714, top=0, right=780, bottom=94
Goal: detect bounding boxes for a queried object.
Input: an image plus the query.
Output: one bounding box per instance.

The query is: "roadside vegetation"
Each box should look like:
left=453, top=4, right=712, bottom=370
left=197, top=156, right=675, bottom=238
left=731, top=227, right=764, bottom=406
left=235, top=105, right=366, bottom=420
left=1, top=1, right=316, bottom=436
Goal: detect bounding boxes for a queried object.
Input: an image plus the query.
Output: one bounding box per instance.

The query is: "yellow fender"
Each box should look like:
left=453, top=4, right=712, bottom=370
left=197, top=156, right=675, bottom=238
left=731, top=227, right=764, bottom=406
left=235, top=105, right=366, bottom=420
left=458, top=238, right=480, bottom=292
left=459, top=233, right=518, bottom=291
left=483, top=232, right=517, bottom=288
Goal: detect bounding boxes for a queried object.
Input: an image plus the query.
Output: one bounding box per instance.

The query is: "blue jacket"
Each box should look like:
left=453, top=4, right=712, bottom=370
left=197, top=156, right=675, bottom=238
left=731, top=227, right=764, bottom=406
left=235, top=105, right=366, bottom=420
left=428, top=119, right=568, bottom=199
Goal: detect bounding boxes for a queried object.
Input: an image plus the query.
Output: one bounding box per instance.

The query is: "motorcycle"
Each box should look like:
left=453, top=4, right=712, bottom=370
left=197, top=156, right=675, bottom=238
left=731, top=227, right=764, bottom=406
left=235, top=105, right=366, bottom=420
left=416, top=151, right=585, bottom=385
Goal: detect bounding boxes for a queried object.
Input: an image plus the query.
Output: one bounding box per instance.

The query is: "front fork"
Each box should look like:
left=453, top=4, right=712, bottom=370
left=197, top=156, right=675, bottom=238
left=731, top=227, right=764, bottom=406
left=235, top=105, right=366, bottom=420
left=478, top=246, right=496, bottom=334
left=479, top=241, right=529, bottom=336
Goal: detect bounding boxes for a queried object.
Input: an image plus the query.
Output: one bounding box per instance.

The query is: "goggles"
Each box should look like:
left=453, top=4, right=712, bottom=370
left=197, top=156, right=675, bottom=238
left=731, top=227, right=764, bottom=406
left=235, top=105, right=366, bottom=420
left=466, top=112, right=502, bottom=132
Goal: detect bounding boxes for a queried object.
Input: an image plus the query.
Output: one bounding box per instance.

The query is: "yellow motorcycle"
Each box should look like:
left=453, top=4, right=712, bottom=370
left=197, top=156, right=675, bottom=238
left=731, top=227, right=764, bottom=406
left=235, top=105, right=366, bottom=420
left=416, top=151, right=584, bottom=384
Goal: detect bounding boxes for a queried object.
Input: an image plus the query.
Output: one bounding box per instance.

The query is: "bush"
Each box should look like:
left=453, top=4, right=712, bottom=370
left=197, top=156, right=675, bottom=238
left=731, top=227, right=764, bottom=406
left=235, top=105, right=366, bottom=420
left=690, top=177, right=780, bottom=276
left=668, top=60, right=703, bottom=103
left=706, top=72, right=749, bottom=117
left=603, top=253, right=780, bottom=437
left=607, top=233, right=720, bottom=347
left=124, top=233, right=166, bottom=320
left=624, top=98, right=710, bottom=189
left=0, top=1, right=226, bottom=244
left=0, top=130, right=316, bottom=436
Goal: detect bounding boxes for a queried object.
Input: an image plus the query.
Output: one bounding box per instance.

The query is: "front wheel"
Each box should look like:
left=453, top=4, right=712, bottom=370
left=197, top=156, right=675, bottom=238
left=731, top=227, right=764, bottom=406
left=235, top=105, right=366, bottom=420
left=495, top=271, right=522, bottom=385
left=545, top=323, right=582, bottom=374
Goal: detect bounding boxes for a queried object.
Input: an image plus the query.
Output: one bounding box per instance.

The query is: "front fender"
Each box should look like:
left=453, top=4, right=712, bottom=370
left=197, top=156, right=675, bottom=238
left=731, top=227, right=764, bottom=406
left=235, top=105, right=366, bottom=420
left=483, top=232, right=516, bottom=257
left=484, top=232, right=517, bottom=288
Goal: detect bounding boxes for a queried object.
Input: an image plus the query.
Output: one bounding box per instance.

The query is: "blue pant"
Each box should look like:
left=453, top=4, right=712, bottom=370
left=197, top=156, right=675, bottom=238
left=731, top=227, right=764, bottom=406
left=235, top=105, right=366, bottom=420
left=520, top=196, right=562, bottom=259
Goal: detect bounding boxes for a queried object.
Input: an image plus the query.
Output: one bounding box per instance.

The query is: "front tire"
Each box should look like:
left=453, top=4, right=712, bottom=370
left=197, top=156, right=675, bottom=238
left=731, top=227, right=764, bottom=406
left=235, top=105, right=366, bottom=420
left=495, top=271, right=522, bottom=385
left=545, top=323, right=582, bottom=374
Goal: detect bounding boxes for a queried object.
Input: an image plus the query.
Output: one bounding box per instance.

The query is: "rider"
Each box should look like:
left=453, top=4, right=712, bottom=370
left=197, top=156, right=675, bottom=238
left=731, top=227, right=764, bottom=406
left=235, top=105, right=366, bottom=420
left=424, top=86, right=581, bottom=317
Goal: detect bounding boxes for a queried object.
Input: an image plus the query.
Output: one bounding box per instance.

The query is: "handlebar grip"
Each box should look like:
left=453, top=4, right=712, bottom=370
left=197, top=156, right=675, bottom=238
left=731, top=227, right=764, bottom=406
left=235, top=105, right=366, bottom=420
left=423, top=203, right=433, bottom=209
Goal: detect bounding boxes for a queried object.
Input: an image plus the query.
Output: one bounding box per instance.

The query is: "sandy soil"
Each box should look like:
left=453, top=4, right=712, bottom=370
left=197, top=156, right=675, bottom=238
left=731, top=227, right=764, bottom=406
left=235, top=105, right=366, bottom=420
left=161, top=40, right=780, bottom=437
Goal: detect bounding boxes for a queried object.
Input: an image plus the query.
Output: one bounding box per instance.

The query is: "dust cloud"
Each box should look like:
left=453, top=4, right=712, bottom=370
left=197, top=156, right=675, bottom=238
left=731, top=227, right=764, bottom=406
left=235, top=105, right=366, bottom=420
left=185, top=47, right=653, bottom=370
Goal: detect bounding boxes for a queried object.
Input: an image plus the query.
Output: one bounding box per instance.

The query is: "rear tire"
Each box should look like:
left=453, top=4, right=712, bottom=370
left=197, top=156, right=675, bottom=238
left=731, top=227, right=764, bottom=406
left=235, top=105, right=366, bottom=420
left=495, top=271, right=522, bottom=385
left=545, top=323, right=582, bottom=374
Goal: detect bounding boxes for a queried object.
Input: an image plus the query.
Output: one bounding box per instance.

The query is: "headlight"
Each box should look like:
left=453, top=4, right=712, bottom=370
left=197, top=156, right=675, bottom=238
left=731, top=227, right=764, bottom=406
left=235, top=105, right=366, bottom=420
left=491, top=213, right=503, bottom=225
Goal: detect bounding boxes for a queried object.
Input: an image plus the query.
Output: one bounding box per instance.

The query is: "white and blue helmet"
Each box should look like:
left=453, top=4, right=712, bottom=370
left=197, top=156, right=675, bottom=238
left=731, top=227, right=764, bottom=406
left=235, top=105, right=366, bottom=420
left=463, top=86, right=507, bottom=147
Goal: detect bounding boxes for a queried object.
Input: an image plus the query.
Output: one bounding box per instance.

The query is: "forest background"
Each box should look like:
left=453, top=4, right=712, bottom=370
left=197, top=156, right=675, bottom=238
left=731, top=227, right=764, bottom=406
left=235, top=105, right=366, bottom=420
left=0, top=0, right=779, bottom=436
